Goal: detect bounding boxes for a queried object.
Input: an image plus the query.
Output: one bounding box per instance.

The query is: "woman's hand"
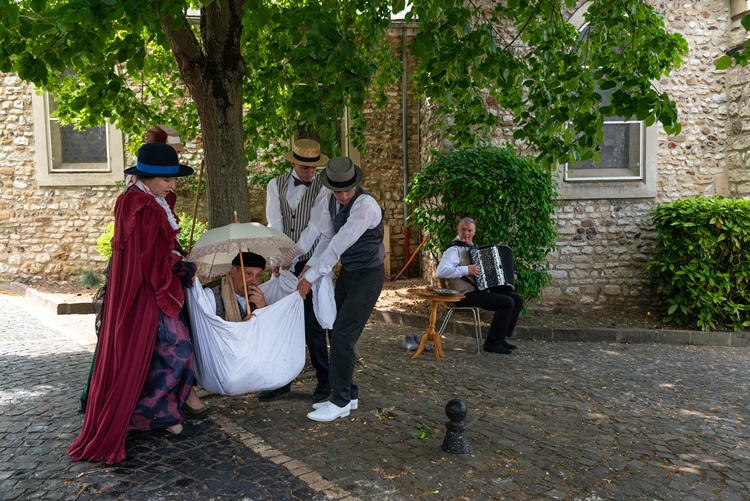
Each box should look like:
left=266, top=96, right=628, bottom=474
left=467, top=264, right=481, bottom=278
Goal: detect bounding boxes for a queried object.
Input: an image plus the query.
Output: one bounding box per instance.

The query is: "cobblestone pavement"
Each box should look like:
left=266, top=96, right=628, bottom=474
left=0, top=293, right=329, bottom=501
left=4, top=290, right=750, bottom=500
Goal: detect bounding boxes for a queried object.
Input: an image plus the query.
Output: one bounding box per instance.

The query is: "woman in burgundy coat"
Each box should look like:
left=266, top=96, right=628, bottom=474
left=69, top=143, right=199, bottom=464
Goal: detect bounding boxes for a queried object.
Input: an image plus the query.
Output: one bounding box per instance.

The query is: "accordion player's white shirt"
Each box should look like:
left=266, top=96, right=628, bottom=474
left=436, top=239, right=472, bottom=280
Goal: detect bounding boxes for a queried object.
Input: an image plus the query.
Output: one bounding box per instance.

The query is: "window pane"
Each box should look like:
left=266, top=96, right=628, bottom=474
left=567, top=122, right=642, bottom=180
left=49, top=122, right=109, bottom=171
left=47, top=91, right=109, bottom=171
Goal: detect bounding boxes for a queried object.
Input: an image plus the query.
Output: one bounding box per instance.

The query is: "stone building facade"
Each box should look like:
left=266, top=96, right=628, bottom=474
left=530, top=0, right=750, bottom=308
left=1, top=1, right=749, bottom=310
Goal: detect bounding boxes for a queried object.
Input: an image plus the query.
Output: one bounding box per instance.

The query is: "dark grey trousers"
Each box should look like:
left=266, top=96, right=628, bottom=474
left=329, top=264, right=384, bottom=407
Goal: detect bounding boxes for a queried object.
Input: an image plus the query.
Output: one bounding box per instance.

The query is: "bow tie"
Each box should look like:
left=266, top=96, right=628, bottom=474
left=294, top=178, right=312, bottom=187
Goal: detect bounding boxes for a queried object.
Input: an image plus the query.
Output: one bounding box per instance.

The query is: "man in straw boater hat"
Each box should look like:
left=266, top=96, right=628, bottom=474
left=297, top=156, right=385, bottom=422
left=262, top=139, right=333, bottom=403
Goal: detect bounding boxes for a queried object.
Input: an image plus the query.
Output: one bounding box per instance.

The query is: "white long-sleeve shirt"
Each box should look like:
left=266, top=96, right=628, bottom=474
left=303, top=192, right=383, bottom=284
left=436, top=237, right=472, bottom=279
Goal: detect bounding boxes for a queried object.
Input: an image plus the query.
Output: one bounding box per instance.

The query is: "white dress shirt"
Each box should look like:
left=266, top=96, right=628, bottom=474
left=436, top=237, right=471, bottom=279
left=303, top=192, right=383, bottom=284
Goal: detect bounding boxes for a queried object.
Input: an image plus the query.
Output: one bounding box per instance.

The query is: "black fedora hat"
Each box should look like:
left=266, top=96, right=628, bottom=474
left=124, top=142, right=194, bottom=177
left=321, top=156, right=363, bottom=192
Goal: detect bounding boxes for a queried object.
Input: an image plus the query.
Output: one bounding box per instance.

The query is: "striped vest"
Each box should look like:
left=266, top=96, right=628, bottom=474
left=277, top=172, right=322, bottom=262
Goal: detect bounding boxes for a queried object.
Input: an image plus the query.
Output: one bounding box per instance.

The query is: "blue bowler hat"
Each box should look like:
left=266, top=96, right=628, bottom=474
left=124, top=142, right=194, bottom=177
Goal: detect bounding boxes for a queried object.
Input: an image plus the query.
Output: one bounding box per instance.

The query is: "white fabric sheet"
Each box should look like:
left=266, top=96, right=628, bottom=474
left=187, top=271, right=305, bottom=395
left=312, top=273, right=336, bottom=329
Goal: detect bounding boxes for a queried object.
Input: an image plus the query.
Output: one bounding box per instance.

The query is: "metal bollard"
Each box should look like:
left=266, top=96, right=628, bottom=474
left=441, top=399, right=470, bottom=454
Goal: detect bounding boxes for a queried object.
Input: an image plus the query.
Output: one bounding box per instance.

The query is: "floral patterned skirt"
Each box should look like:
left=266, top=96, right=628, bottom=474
left=129, top=311, right=195, bottom=431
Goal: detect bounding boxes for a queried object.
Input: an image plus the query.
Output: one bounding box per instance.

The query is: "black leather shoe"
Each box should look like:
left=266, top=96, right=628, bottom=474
left=154, top=422, right=199, bottom=440
left=501, top=340, right=517, bottom=350
left=483, top=342, right=512, bottom=354
left=258, top=383, right=291, bottom=402
left=311, top=381, right=332, bottom=403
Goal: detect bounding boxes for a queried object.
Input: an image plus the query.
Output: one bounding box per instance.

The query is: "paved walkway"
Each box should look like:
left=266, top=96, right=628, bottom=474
left=2, top=289, right=750, bottom=500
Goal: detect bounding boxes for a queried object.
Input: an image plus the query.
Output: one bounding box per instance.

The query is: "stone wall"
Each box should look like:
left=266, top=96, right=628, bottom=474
left=0, top=74, right=119, bottom=284
left=543, top=1, right=734, bottom=307
left=360, top=26, right=422, bottom=279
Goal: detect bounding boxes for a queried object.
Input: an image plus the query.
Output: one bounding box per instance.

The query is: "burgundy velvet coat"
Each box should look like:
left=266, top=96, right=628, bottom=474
left=68, top=186, right=184, bottom=464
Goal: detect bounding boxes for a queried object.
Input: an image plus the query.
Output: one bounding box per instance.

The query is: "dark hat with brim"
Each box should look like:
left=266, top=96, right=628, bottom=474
left=232, top=251, right=266, bottom=270
left=321, top=156, right=363, bottom=192
left=124, top=142, right=194, bottom=177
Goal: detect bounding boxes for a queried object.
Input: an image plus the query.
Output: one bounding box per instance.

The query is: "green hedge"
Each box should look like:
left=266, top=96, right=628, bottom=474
left=647, top=196, right=750, bottom=331
left=405, top=147, right=557, bottom=301
left=96, top=213, right=209, bottom=260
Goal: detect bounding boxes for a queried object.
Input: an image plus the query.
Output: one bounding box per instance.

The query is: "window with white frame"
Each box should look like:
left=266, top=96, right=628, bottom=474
left=556, top=3, right=657, bottom=200
left=731, top=0, right=750, bottom=17
left=566, top=86, right=645, bottom=182
left=32, top=88, right=124, bottom=186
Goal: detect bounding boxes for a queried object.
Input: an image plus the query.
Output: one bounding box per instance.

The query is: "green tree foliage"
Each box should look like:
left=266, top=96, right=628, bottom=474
left=0, top=0, right=687, bottom=225
left=647, top=197, right=750, bottom=332
left=408, top=0, right=687, bottom=167
left=406, top=147, right=557, bottom=301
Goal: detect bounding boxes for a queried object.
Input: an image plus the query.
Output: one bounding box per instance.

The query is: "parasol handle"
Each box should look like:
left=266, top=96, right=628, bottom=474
left=186, top=158, right=206, bottom=255
left=238, top=246, right=251, bottom=317
left=234, top=211, right=251, bottom=315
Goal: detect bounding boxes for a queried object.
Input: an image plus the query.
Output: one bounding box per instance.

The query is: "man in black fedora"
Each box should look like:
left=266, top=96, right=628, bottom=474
left=297, top=156, right=385, bottom=422
left=262, top=139, right=332, bottom=403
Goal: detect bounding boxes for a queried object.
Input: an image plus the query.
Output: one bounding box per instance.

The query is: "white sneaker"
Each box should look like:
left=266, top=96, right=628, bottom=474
left=306, top=401, right=351, bottom=422
left=312, top=399, right=358, bottom=410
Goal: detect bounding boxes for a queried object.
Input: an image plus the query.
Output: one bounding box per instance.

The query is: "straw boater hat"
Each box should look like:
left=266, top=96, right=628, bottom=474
left=321, top=156, right=363, bottom=192
left=283, top=139, right=329, bottom=167
left=123, top=142, right=194, bottom=177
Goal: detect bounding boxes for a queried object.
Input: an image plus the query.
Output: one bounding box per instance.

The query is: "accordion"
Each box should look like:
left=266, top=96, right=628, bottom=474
left=469, top=244, right=515, bottom=291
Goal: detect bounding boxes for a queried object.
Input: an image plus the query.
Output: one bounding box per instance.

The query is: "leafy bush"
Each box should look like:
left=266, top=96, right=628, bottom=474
left=95, top=213, right=209, bottom=259
left=406, top=147, right=557, bottom=301
left=95, top=222, right=116, bottom=260
left=647, top=196, right=750, bottom=331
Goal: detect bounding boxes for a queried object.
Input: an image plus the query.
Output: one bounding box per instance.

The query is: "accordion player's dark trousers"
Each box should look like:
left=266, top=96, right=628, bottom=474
left=457, top=287, right=524, bottom=342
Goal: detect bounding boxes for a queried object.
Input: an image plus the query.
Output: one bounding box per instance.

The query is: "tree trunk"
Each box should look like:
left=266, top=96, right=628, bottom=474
left=196, top=84, right=249, bottom=228
left=161, top=0, right=249, bottom=228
